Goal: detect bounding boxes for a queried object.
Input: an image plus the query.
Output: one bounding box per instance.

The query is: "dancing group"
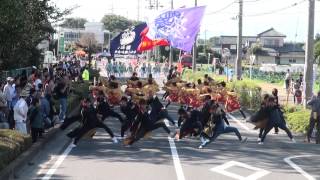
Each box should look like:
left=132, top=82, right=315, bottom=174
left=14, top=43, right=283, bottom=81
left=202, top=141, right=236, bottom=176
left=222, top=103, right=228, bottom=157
left=60, top=71, right=295, bottom=148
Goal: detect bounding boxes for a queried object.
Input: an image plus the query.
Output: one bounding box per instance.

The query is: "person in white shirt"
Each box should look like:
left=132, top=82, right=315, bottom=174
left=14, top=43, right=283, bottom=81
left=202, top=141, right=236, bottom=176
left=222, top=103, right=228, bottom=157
left=3, top=77, right=15, bottom=108
left=13, top=88, right=29, bottom=134
left=34, top=73, right=42, bottom=91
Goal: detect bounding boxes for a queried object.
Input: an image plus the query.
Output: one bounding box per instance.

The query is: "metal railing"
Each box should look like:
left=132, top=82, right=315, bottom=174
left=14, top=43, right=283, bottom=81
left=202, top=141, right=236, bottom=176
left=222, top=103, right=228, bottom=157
left=0, top=67, right=33, bottom=82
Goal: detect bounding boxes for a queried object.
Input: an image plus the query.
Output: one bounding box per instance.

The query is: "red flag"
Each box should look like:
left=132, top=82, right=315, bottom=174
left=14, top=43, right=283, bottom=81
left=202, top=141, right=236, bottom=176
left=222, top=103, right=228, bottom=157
left=137, top=27, right=169, bottom=52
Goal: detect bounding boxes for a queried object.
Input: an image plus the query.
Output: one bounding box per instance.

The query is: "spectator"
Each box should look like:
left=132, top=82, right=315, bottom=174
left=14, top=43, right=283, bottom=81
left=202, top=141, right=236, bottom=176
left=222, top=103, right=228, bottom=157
left=40, top=92, right=51, bottom=128
left=3, top=77, right=15, bottom=108
left=34, top=72, right=42, bottom=91
left=0, top=81, right=7, bottom=108
left=0, top=102, right=9, bottom=129
left=293, top=79, right=302, bottom=104
left=82, top=66, right=90, bottom=81
left=306, top=91, right=320, bottom=143
left=55, top=79, right=68, bottom=123
left=284, top=69, right=291, bottom=92
left=28, top=98, right=43, bottom=143
left=13, top=87, right=29, bottom=134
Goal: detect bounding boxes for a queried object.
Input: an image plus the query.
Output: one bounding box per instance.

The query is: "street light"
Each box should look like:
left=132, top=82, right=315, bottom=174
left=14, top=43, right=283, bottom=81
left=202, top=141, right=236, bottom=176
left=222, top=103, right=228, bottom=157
left=103, top=30, right=111, bottom=53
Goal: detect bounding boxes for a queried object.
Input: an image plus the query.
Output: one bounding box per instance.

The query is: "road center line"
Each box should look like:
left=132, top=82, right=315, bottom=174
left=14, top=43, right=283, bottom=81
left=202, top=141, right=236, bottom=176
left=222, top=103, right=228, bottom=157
left=284, top=155, right=316, bottom=180
left=165, top=120, right=186, bottom=180
left=42, top=142, right=74, bottom=180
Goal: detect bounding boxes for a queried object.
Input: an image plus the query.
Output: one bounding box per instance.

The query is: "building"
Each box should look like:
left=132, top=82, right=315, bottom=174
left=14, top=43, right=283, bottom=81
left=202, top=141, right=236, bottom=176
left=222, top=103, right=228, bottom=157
left=57, top=22, right=105, bottom=54
left=214, top=28, right=305, bottom=65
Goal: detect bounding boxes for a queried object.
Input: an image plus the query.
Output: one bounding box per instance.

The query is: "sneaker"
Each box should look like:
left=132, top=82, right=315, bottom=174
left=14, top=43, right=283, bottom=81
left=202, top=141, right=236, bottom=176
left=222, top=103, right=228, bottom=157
left=241, top=137, right=248, bottom=143
left=291, top=138, right=296, bottom=143
left=70, top=143, right=77, bottom=148
left=257, top=138, right=261, bottom=142
left=200, top=136, right=205, bottom=144
left=112, top=137, right=119, bottom=143
left=274, top=132, right=279, bottom=134
left=258, top=141, right=264, bottom=145
left=198, top=145, right=204, bottom=149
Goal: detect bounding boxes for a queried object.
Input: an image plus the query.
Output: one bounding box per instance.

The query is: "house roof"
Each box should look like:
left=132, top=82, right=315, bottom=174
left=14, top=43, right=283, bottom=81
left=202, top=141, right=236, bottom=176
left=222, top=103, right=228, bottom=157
left=275, top=43, right=305, bottom=53
left=258, top=28, right=286, bottom=37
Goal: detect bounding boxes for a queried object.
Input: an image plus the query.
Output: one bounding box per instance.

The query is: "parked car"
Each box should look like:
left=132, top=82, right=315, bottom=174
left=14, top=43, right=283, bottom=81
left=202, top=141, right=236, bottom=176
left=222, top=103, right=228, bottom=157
left=180, top=55, right=192, bottom=68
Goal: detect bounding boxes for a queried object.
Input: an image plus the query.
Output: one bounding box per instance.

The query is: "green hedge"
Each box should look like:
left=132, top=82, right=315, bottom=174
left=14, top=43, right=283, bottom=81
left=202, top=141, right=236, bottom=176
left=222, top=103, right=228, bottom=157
left=227, top=80, right=262, bottom=111
left=0, top=130, right=32, bottom=171
left=284, top=105, right=311, bottom=134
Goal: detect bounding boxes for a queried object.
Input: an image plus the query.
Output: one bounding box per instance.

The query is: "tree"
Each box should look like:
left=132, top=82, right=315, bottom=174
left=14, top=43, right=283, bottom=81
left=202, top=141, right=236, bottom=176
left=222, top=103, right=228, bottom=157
left=315, top=40, right=320, bottom=64
left=60, top=17, right=87, bottom=29
left=101, top=15, right=140, bottom=33
left=79, top=33, right=99, bottom=66
left=0, top=0, right=70, bottom=70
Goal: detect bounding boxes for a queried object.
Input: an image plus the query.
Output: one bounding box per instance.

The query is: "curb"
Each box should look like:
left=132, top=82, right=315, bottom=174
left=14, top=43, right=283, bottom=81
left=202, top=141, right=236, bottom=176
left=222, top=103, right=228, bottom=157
left=0, top=126, right=61, bottom=180
left=0, top=105, right=81, bottom=180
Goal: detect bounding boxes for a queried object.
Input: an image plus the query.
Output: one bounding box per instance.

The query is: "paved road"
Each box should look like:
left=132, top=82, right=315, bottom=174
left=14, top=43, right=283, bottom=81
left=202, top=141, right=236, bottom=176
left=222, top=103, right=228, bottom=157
left=15, top=68, right=320, bottom=180
left=15, top=101, right=320, bottom=180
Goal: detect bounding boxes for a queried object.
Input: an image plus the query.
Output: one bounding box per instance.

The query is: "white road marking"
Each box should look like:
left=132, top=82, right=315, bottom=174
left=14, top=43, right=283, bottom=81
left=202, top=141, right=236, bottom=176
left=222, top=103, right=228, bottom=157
left=165, top=120, right=186, bottom=180
left=210, top=161, right=270, bottom=180
left=227, top=113, right=256, bottom=133
left=41, top=142, right=74, bottom=180
left=284, top=155, right=316, bottom=180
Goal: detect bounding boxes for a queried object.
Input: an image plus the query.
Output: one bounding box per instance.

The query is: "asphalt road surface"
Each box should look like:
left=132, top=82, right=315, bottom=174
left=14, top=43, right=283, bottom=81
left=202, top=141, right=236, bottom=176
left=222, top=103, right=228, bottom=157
left=15, top=68, right=320, bottom=180
left=15, top=101, right=320, bottom=180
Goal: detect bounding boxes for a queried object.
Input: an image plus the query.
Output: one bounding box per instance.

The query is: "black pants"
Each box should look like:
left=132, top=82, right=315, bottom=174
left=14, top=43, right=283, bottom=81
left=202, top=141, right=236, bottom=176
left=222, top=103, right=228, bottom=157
left=260, top=123, right=293, bottom=142
left=31, top=127, right=43, bottom=143
left=179, top=121, right=203, bottom=139
left=130, top=122, right=171, bottom=145
left=73, top=122, right=115, bottom=145
left=307, top=116, right=320, bottom=143
left=103, top=110, right=123, bottom=123
left=121, top=118, right=133, bottom=137
left=61, top=115, right=81, bottom=130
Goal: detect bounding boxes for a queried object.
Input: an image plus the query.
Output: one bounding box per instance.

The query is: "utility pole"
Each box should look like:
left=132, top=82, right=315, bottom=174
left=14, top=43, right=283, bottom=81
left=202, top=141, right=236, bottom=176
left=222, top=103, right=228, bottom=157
left=192, top=0, right=198, bottom=72
left=137, top=0, right=140, bottom=21
left=235, top=0, right=243, bottom=80
left=169, top=0, right=174, bottom=67
left=303, top=0, right=315, bottom=107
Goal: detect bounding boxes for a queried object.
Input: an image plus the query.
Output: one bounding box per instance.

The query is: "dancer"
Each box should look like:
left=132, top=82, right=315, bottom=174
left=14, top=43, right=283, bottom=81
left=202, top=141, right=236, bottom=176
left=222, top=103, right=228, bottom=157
left=258, top=97, right=295, bottom=144
left=176, top=108, right=204, bottom=140
left=70, top=98, right=118, bottom=147
left=124, top=99, right=171, bottom=145
left=119, top=96, right=139, bottom=138
left=199, top=102, right=247, bottom=149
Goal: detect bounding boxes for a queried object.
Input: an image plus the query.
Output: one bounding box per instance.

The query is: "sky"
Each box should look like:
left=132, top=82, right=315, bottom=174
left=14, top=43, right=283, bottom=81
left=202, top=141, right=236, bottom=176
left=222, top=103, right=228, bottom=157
left=53, top=0, right=320, bottom=42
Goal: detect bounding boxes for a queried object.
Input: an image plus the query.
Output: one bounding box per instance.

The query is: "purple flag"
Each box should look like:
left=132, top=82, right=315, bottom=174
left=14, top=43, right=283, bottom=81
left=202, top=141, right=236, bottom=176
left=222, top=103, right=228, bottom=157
left=147, top=6, right=206, bottom=52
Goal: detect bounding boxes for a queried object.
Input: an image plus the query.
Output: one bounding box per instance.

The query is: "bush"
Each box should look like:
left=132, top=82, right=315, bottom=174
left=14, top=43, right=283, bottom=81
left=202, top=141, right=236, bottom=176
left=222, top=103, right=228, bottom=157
left=0, top=130, right=32, bottom=171
left=227, top=80, right=262, bottom=111
left=284, top=105, right=311, bottom=133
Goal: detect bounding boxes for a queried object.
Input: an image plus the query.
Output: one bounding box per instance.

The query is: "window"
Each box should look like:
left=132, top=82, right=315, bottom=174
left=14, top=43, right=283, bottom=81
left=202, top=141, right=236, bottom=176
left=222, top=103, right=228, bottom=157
left=289, top=59, right=296, bottom=63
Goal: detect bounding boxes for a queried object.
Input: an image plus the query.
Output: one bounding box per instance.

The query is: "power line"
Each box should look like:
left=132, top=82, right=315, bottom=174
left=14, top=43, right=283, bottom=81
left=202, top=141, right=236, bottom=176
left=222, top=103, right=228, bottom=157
left=244, top=0, right=307, bottom=17
left=206, top=1, right=236, bottom=15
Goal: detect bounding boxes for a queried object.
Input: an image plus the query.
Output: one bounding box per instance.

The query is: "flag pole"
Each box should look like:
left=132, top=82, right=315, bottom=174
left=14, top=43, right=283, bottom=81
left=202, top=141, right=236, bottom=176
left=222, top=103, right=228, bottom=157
left=169, top=0, right=174, bottom=68
left=192, top=0, right=198, bottom=72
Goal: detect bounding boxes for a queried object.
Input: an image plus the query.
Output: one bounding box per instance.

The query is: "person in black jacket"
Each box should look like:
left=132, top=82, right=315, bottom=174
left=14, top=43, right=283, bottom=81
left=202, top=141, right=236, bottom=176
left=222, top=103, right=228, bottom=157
left=70, top=98, right=118, bottom=147
left=177, top=108, right=204, bottom=140
left=258, top=97, right=295, bottom=144
left=119, top=96, right=139, bottom=138
left=147, top=92, right=175, bottom=126
left=96, top=91, right=123, bottom=123
left=199, top=102, right=246, bottom=149
left=126, top=99, right=171, bottom=145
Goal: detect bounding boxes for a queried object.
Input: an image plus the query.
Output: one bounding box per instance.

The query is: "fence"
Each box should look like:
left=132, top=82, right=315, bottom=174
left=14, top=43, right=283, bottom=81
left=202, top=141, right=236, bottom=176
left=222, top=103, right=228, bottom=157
left=0, top=67, right=33, bottom=82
